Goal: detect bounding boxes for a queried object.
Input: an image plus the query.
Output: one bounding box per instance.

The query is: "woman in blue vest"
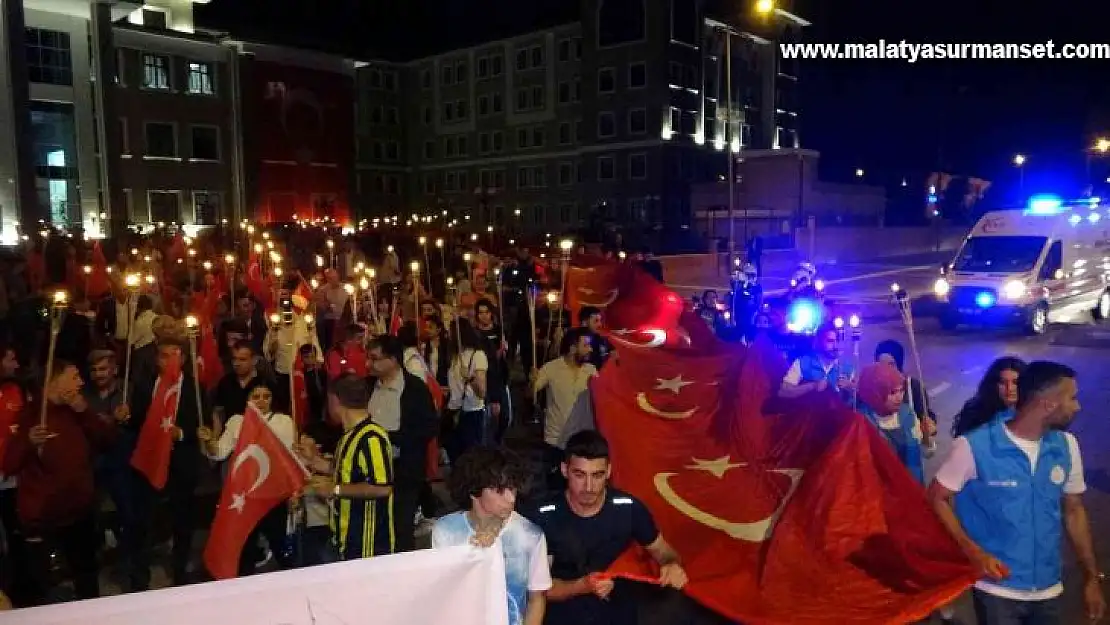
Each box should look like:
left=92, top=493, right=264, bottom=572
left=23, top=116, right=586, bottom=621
left=856, top=362, right=932, bottom=484
left=951, top=356, right=1026, bottom=437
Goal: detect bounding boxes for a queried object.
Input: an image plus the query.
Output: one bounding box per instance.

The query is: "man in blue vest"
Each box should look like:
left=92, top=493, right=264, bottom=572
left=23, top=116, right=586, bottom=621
left=927, top=361, right=1104, bottom=624
left=779, top=324, right=855, bottom=399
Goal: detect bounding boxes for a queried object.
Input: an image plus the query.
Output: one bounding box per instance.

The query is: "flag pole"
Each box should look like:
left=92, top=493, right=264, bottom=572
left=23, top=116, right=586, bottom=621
left=40, top=290, right=68, bottom=427
left=121, top=274, right=141, bottom=398
left=891, top=282, right=932, bottom=449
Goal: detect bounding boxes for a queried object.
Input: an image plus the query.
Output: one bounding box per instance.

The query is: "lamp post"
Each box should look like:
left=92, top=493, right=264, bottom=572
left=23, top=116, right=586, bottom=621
left=409, top=261, right=421, bottom=322
left=1013, top=154, right=1026, bottom=195
left=122, top=273, right=141, bottom=394
left=40, top=290, right=68, bottom=426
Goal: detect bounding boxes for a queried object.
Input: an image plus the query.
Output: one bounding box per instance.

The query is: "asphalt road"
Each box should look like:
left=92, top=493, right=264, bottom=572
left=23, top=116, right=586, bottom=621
left=669, top=254, right=1110, bottom=623
left=850, top=312, right=1110, bottom=623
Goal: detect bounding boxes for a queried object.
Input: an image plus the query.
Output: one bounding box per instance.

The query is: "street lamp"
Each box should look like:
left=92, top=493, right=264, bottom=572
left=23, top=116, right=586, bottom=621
left=755, top=0, right=774, bottom=13
left=1096, top=138, right=1110, bottom=153
left=1013, top=154, right=1026, bottom=194
left=855, top=168, right=865, bottom=178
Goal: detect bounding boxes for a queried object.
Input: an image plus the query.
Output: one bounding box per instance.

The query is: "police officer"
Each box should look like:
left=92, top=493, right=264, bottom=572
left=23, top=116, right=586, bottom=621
left=527, top=431, right=687, bottom=625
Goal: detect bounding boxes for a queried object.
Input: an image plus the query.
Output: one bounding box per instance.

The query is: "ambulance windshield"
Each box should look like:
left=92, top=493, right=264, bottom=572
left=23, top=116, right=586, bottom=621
left=953, top=236, right=1047, bottom=273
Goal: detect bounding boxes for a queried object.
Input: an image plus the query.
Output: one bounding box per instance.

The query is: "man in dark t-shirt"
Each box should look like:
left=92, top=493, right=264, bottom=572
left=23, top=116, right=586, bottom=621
left=525, top=431, right=688, bottom=625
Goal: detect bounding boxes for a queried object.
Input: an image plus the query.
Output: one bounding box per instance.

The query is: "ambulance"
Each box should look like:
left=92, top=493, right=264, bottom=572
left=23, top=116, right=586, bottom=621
left=933, top=195, right=1110, bottom=334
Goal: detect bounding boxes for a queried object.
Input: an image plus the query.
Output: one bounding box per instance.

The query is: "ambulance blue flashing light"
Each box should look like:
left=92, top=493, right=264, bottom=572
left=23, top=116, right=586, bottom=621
left=1026, top=195, right=1063, bottom=215
left=1069, top=214, right=1083, bottom=226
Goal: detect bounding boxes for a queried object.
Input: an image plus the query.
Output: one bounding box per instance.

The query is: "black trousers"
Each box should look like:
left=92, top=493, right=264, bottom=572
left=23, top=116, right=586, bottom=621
left=391, top=480, right=421, bottom=553
left=0, top=488, right=36, bottom=607
left=128, top=456, right=198, bottom=590
left=24, top=513, right=100, bottom=605
left=237, top=503, right=290, bottom=576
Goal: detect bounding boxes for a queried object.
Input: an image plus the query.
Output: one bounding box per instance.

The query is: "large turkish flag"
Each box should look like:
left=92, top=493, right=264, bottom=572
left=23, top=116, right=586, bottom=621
left=582, top=259, right=975, bottom=625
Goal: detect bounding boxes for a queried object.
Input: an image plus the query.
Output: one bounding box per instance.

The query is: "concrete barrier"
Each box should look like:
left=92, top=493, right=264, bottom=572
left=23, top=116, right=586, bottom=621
left=659, top=225, right=967, bottom=286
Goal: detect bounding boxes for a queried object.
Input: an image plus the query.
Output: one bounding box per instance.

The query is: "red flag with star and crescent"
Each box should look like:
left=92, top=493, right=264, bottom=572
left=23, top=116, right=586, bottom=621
left=130, top=358, right=184, bottom=490
left=580, top=259, right=976, bottom=625
left=203, top=403, right=307, bottom=580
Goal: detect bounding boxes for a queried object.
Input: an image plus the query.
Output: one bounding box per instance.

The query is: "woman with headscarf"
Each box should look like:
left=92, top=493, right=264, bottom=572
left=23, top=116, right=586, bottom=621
left=950, top=356, right=1025, bottom=437
left=874, top=339, right=937, bottom=440
left=857, top=362, right=934, bottom=484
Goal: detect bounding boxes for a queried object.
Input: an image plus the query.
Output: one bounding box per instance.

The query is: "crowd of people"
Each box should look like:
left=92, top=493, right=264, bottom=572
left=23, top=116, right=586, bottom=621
left=0, top=223, right=1102, bottom=625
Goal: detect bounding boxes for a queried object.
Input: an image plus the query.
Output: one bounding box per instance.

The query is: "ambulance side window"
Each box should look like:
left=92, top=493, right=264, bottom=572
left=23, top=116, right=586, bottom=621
left=1039, top=241, right=1062, bottom=281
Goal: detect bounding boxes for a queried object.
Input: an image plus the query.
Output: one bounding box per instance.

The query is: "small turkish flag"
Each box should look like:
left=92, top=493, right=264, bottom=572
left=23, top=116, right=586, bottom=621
left=0, top=382, right=24, bottom=468
left=291, top=352, right=309, bottom=430
left=130, top=359, right=183, bottom=490
left=203, top=404, right=307, bottom=580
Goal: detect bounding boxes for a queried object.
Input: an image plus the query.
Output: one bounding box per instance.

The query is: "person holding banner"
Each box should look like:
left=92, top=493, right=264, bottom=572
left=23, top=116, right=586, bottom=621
left=529, top=431, right=687, bottom=625
left=198, top=380, right=295, bottom=575
left=433, top=446, right=550, bottom=625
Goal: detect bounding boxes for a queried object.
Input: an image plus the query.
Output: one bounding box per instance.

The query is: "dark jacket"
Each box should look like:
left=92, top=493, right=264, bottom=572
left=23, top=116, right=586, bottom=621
left=370, top=371, right=438, bottom=485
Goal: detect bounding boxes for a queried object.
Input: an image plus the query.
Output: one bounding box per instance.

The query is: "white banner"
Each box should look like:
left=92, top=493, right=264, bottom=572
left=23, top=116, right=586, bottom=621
left=3, top=546, right=508, bottom=625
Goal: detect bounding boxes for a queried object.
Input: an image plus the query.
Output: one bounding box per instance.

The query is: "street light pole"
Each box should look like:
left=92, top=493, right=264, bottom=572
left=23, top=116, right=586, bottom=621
left=725, top=31, right=735, bottom=269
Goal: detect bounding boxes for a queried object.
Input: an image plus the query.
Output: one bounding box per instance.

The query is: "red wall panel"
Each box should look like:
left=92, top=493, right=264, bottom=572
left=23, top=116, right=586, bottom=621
left=241, top=58, right=353, bottom=224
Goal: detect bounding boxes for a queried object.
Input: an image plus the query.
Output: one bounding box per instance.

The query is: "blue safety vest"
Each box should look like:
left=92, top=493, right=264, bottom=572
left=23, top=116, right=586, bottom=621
left=796, top=354, right=853, bottom=388
left=955, top=420, right=1071, bottom=591
left=860, top=404, right=925, bottom=484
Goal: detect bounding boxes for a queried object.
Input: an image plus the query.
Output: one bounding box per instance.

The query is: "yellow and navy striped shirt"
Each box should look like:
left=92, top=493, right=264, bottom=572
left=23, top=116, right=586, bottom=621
left=332, top=417, right=395, bottom=559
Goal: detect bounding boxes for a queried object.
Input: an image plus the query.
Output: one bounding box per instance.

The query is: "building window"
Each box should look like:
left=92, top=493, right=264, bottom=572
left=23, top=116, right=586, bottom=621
left=478, top=95, right=489, bottom=116
left=386, top=108, right=399, bottom=125
left=492, top=93, right=503, bottom=113
left=559, top=203, right=573, bottom=224
left=628, top=62, right=647, bottom=89
left=558, top=122, right=571, bottom=145
left=455, top=61, right=467, bottom=83
left=558, top=162, right=574, bottom=186
left=187, top=62, right=214, bottom=95
left=423, top=106, right=432, bottom=124
left=25, top=28, right=72, bottom=86
left=516, top=88, right=529, bottom=112
left=424, top=141, right=435, bottom=159
left=597, top=112, right=616, bottom=138
left=441, top=65, right=453, bottom=85
left=189, top=125, right=219, bottom=161
left=193, top=191, right=220, bottom=224
left=517, top=128, right=529, bottom=149
left=516, top=49, right=528, bottom=71
left=142, top=54, right=170, bottom=90
left=477, top=57, right=489, bottom=78
left=629, top=153, right=647, bottom=179
left=386, top=141, right=400, bottom=160
left=491, top=55, right=503, bottom=75
left=597, top=156, right=615, bottom=180
left=119, top=118, right=130, bottom=155
left=423, top=175, right=435, bottom=194
left=492, top=131, right=504, bottom=152
left=455, top=100, right=467, bottom=119
left=628, top=108, right=647, bottom=135
left=531, top=85, right=545, bottom=108
left=383, top=71, right=396, bottom=91
left=457, top=136, right=468, bottom=156
left=144, top=122, right=176, bottom=158
left=532, top=127, right=545, bottom=148
left=598, top=68, right=615, bottom=94
left=558, top=82, right=571, bottom=104
left=421, top=68, right=431, bottom=88
left=531, top=46, right=543, bottom=67
left=442, top=102, right=454, bottom=122
left=558, top=39, right=571, bottom=62
left=148, top=191, right=180, bottom=223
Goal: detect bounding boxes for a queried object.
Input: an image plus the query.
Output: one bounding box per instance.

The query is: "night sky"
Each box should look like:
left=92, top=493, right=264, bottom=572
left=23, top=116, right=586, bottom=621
left=198, top=0, right=1110, bottom=204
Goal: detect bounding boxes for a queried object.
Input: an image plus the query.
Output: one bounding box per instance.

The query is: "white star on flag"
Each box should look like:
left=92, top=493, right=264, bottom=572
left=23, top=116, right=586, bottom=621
left=655, top=375, right=694, bottom=395
left=228, top=492, right=247, bottom=512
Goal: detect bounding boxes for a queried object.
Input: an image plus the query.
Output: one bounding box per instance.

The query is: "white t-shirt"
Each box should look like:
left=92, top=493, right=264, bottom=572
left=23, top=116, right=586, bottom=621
left=935, top=428, right=1085, bottom=601
left=534, top=358, right=597, bottom=446
left=403, top=347, right=429, bottom=381
left=448, top=349, right=488, bottom=412
left=205, top=411, right=296, bottom=462
left=432, top=511, right=552, bottom=625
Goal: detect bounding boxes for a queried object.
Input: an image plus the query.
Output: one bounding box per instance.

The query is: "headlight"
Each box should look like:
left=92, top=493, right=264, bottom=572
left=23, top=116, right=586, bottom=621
left=1002, top=280, right=1026, bottom=299
left=933, top=278, right=950, bottom=296
left=814, top=279, right=825, bottom=292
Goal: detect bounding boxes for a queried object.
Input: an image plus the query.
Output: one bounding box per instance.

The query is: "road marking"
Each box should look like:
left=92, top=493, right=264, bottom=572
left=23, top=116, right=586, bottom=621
left=668, top=264, right=935, bottom=292
left=929, top=382, right=951, bottom=396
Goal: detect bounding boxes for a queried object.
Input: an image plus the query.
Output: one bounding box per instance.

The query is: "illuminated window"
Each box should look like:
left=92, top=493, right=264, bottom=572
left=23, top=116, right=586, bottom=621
left=143, top=54, right=170, bottom=90
left=187, top=62, right=213, bottom=95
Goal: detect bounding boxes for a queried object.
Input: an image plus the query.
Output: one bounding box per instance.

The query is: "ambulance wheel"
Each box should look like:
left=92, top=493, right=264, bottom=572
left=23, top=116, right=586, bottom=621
left=1093, top=290, right=1110, bottom=321
left=1025, top=304, right=1048, bottom=335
